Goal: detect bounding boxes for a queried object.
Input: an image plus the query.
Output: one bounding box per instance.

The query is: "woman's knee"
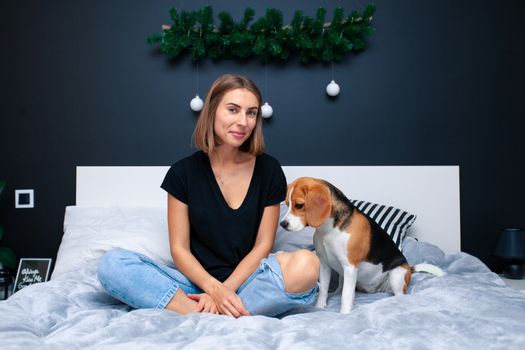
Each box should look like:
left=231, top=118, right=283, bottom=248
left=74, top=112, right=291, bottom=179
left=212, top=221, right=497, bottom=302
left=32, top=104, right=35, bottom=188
left=292, top=250, right=320, bottom=282
left=276, top=250, right=320, bottom=293
left=98, top=248, right=134, bottom=285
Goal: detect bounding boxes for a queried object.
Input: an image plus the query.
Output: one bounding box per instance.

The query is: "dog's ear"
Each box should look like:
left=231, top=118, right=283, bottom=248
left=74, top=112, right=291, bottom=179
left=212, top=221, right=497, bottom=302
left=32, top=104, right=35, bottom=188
left=305, top=184, right=331, bottom=227
left=285, top=182, right=295, bottom=206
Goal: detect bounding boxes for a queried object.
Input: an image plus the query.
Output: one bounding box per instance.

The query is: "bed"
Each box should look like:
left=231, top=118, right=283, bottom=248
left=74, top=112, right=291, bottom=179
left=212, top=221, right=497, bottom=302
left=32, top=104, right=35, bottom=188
left=1, top=165, right=524, bottom=349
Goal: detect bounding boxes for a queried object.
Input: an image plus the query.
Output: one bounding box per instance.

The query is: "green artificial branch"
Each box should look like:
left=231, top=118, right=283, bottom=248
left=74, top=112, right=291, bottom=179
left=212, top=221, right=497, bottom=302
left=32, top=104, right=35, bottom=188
left=147, top=4, right=376, bottom=64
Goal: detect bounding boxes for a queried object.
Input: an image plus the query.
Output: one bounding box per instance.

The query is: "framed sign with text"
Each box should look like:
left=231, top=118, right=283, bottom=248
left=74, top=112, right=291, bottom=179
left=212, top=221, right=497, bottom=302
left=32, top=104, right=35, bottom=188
left=13, top=258, right=52, bottom=293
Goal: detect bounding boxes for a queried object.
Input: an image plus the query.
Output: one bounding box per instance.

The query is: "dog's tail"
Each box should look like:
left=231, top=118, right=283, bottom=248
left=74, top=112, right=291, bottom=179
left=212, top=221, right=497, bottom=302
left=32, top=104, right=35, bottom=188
left=411, top=263, right=446, bottom=277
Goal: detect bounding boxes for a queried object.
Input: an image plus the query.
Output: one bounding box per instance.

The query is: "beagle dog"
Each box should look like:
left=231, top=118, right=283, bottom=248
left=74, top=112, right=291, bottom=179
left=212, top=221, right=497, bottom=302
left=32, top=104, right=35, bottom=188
left=280, top=177, right=444, bottom=314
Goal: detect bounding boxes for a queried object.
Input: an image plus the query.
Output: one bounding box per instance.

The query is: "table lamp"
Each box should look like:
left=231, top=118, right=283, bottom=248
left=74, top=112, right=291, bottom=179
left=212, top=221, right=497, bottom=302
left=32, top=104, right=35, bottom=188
left=494, top=228, right=525, bottom=279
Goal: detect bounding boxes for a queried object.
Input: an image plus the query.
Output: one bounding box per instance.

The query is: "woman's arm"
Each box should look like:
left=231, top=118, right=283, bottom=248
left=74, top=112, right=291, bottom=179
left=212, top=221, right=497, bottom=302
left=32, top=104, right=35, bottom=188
left=223, top=203, right=281, bottom=292
left=167, top=194, right=249, bottom=317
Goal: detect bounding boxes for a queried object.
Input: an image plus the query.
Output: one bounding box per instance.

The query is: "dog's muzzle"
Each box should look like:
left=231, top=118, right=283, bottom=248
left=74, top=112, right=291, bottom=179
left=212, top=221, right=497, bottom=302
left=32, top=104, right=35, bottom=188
left=279, top=213, right=305, bottom=231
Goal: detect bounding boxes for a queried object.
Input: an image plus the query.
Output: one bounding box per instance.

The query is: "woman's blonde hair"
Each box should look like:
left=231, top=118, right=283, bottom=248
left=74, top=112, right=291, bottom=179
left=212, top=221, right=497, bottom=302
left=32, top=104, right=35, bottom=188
left=193, top=74, right=265, bottom=156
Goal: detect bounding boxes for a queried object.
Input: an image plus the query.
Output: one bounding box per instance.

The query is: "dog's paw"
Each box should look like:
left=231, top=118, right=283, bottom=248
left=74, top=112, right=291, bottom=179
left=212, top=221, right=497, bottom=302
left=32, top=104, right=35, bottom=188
left=316, top=300, right=327, bottom=309
left=339, top=305, right=352, bottom=314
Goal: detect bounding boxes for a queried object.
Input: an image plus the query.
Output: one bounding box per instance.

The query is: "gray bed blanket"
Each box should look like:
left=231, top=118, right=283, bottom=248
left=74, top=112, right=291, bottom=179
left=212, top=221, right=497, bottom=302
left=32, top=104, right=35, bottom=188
left=1, top=238, right=524, bottom=350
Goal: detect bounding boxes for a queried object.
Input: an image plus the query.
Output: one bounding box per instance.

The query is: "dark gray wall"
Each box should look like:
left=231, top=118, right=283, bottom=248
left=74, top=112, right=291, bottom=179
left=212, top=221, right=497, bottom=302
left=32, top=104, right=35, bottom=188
left=1, top=1, right=524, bottom=272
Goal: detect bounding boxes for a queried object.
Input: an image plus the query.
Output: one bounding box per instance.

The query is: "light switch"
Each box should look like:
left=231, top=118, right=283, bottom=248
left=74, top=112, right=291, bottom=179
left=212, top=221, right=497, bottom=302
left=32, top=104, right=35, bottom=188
left=15, top=189, right=34, bottom=208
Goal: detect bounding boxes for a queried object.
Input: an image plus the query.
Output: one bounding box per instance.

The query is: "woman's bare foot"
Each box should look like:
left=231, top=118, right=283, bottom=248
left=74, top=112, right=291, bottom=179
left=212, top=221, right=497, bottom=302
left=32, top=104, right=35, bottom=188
left=165, top=289, right=198, bottom=314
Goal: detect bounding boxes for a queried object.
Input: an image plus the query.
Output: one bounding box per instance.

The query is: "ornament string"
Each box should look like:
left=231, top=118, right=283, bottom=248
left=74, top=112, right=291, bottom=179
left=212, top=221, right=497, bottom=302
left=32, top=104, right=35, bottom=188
left=196, top=59, right=200, bottom=95
left=265, top=61, right=269, bottom=102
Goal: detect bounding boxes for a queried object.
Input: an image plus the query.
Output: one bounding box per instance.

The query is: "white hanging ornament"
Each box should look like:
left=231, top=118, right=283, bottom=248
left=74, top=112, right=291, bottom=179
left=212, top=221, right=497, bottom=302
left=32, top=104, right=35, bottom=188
left=190, top=94, right=204, bottom=112
left=261, top=102, right=273, bottom=118
left=326, top=80, right=340, bottom=97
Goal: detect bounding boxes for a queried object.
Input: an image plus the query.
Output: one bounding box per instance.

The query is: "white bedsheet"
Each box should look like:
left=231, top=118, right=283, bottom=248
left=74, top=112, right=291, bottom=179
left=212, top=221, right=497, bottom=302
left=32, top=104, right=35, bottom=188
left=2, top=238, right=524, bottom=350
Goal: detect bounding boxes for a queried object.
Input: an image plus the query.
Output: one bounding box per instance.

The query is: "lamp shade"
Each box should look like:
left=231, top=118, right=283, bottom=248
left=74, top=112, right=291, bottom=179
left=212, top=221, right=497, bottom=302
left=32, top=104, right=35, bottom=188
left=494, top=228, right=525, bottom=259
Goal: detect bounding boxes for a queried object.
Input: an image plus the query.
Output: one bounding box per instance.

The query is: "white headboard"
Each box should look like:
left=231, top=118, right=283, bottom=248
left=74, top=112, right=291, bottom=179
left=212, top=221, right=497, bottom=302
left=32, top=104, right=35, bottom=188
left=76, top=166, right=461, bottom=253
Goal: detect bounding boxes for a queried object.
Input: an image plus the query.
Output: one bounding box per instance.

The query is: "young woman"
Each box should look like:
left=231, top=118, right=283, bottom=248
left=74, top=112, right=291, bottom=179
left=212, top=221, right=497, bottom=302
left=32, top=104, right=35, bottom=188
left=98, top=74, right=319, bottom=317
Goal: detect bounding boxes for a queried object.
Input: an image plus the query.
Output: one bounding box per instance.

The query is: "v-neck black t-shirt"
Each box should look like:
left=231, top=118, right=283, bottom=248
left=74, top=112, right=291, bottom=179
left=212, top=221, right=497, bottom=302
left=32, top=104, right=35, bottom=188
left=161, top=151, right=287, bottom=282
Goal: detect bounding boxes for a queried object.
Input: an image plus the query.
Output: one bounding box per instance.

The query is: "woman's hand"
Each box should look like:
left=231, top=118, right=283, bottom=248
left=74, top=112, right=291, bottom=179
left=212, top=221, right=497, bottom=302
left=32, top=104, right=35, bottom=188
left=207, top=284, right=251, bottom=318
left=187, top=293, right=218, bottom=314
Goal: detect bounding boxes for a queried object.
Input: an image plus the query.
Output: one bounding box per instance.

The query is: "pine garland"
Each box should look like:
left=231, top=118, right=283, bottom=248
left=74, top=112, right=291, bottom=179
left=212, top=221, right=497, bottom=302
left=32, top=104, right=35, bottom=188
left=147, top=4, right=376, bottom=64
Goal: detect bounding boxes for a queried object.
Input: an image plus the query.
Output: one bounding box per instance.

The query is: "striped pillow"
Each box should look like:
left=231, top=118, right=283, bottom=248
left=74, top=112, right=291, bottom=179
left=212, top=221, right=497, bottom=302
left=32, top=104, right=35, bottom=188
left=350, top=199, right=416, bottom=248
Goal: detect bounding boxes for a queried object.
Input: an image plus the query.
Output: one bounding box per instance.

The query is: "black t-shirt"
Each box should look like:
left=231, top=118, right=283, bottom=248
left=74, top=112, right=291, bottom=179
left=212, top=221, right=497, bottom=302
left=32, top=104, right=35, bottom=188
left=161, top=151, right=287, bottom=282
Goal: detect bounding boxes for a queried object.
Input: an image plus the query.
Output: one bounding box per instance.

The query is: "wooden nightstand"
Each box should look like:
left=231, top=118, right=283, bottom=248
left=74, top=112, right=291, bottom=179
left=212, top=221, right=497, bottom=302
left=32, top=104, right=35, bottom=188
left=499, top=275, right=525, bottom=294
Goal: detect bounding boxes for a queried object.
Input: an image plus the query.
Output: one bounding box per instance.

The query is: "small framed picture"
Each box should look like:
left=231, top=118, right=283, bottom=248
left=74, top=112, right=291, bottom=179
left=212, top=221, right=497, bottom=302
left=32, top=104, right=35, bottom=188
left=13, top=258, right=52, bottom=293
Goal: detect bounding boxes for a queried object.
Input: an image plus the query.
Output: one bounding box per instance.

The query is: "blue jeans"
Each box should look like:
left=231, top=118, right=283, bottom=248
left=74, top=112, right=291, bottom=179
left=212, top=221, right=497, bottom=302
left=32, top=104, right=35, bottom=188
left=97, top=248, right=318, bottom=317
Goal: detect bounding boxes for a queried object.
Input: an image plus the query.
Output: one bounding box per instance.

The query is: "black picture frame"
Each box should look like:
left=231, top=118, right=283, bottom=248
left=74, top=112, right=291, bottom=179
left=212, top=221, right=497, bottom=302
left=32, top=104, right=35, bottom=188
left=13, top=258, right=52, bottom=293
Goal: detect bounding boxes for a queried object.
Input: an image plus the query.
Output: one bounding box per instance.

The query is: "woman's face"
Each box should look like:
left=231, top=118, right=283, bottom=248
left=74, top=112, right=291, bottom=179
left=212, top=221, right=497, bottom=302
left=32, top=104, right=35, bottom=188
left=213, top=88, right=259, bottom=149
